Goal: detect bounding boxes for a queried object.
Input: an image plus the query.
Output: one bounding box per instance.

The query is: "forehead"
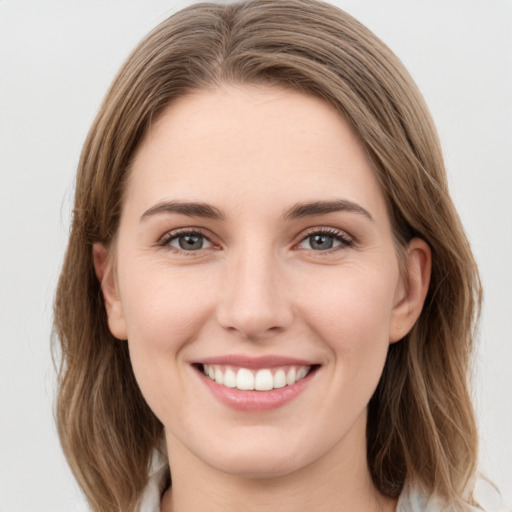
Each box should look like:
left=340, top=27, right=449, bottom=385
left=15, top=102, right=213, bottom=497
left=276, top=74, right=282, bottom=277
left=126, top=85, right=387, bottom=220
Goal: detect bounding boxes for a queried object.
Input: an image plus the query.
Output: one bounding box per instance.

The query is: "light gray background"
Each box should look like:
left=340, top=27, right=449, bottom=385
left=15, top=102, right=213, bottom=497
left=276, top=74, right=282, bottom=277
left=1, top=1, right=511, bottom=511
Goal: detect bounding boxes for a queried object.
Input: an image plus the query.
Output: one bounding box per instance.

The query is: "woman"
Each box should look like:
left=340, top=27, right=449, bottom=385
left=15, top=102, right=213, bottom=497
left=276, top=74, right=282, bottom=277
left=54, top=1, right=483, bottom=511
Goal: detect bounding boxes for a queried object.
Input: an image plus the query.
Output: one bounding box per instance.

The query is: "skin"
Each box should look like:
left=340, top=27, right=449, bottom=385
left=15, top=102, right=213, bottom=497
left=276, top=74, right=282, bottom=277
left=94, top=85, right=431, bottom=512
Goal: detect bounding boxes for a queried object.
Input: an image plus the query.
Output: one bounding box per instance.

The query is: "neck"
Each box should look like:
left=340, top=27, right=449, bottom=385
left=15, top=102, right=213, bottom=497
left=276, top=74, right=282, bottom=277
left=161, top=413, right=397, bottom=512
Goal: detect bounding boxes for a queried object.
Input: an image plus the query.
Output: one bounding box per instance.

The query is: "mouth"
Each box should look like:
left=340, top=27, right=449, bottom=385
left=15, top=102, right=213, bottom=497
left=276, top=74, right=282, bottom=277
left=191, top=358, right=320, bottom=411
left=195, top=363, right=318, bottom=391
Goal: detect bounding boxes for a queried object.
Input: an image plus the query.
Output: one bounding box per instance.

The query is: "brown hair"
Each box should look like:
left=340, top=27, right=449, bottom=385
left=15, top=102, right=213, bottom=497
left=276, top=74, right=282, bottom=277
left=54, top=1, right=481, bottom=510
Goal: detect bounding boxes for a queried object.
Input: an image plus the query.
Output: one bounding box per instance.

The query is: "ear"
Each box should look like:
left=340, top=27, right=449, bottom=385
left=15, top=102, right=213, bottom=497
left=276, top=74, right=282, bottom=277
left=92, top=243, right=128, bottom=340
left=389, top=238, right=431, bottom=343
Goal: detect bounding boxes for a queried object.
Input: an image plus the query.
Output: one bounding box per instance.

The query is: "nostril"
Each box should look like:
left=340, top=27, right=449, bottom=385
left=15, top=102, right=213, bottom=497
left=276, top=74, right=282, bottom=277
left=215, top=273, right=294, bottom=339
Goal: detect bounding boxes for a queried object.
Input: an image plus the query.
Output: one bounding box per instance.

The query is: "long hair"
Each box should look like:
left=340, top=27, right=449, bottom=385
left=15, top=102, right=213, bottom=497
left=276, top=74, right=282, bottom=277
left=54, top=1, right=481, bottom=510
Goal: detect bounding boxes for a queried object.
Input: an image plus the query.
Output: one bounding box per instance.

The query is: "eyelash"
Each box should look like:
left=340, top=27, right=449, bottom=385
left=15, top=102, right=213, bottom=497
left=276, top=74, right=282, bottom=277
left=157, top=228, right=215, bottom=254
left=297, top=227, right=354, bottom=253
left=157, top=227, right=354, bottom=254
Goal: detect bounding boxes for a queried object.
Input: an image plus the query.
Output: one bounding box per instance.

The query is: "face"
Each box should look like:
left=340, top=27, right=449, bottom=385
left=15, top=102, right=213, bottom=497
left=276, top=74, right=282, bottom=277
left=96, top=85, right=429, bottom=479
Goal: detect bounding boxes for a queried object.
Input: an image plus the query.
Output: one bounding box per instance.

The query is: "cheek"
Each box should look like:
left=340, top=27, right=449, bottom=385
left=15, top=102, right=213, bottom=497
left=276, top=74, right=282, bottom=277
left=302, top=265, right=396, bottom=332
left=297, top=264, right=398, bottom=380
left=117, top=263, right=216, bottom=403
left=120, top=261, right=214, bottom=347
left=284, top=264, right=400, bottom=446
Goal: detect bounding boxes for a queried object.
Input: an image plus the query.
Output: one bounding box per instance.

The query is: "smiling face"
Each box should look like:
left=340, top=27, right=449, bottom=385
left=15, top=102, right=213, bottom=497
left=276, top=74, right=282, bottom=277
left=95, top=85, right=430, bottom=482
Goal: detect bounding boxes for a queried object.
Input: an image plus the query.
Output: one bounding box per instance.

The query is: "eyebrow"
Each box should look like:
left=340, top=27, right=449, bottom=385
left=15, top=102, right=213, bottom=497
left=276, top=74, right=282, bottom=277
left=140, top=198, right=373, bottom=223
left=282, top=199, right=374, bottom=222
left=140, top=200, right=226, bottom=222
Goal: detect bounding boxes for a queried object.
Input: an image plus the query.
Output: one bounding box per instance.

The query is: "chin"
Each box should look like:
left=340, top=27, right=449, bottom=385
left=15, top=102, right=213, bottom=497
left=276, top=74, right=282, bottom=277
left=196, top=432, right=313, bottom=480
left=210, top=453, right=303, bottom=480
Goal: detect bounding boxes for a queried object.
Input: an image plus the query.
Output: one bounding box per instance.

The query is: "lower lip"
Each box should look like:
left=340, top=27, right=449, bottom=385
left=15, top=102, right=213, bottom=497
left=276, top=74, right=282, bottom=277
left=196, top=368, right=316, bottom=411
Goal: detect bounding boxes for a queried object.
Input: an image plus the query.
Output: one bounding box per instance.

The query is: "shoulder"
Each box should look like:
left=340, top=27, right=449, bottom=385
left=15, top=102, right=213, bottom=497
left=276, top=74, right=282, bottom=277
left=137, top=449, right=504, bottom=512
left=397, top=479, right=503, bottom=512
left=137, top=449, right=169, bottom=512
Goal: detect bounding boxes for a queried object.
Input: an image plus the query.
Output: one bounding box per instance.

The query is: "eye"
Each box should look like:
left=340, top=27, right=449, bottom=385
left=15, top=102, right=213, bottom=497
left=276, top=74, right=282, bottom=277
left=160, top=230, right=213, bottom=252
left=297, top=229, right=353, bottom=251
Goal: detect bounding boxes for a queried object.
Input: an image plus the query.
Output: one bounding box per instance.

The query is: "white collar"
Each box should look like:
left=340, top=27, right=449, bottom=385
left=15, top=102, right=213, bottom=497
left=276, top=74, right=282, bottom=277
left=136, top=449, right=493, bottom=512
left=136, top=448, right=169, bottom=512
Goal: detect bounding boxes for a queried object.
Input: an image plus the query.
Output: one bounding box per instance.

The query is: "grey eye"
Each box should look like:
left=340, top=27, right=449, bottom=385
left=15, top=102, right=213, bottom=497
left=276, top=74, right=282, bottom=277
left=306, top=234, right=335, bottom=250
left=298, top=230, right=353, bottom=251
left=169, top=233, right=212, bottom=251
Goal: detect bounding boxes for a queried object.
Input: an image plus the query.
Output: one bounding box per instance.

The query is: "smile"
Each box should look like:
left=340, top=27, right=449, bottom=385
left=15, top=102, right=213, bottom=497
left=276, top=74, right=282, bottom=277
left=193, top=356, right=320, bottom=411
left=201, top=364, right=311, bottom=391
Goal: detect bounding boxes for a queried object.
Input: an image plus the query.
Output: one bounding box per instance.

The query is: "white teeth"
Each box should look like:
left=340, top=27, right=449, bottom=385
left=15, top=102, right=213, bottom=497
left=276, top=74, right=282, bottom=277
left=202, top=364, right=312, bottom=391
left=296, top=367, right=308, bottom=380
left=223, top=368, right=237, bottom=388
left=214, top=367, right=223, bottom=385
left=286, top=367, right=296, bottom=385
left=254, top=369, right=273, bottom=391
left=273, top=369, right=286, bottom=389
left=236, top=368, right=255, bottom=390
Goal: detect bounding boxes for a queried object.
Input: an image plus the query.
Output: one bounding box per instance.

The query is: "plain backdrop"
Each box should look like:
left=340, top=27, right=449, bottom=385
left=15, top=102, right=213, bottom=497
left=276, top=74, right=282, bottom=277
left=0, top=1, right=511, bottom=511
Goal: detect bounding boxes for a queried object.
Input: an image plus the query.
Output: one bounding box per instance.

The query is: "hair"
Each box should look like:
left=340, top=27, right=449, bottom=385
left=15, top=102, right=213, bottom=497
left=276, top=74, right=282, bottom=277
left=53, top=1, right=482, bottom=511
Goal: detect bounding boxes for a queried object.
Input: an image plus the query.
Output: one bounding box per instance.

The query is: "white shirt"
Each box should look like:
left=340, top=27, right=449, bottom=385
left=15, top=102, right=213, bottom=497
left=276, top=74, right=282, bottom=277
left=137, top=450, right=493, bottom=512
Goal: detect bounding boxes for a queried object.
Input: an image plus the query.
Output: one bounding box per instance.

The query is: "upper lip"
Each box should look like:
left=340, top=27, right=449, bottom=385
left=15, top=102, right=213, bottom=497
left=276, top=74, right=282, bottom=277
left=193, top=354, right=318, bottom=369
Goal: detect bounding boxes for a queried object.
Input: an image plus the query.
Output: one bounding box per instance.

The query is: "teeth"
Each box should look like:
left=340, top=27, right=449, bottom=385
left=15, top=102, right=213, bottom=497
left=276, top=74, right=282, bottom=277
left=254, top=369, right=273, bottom=391
left=237, top=368, right=255, bottom=390
left=273, top=369, right=286, bottom=389
left=296, top=367, right=308, bottom=380
left=223, top=368, right=236, bottom=388
left=214, top=367, right=223, bottom=385
left=202, top=364, right=311, bottom=391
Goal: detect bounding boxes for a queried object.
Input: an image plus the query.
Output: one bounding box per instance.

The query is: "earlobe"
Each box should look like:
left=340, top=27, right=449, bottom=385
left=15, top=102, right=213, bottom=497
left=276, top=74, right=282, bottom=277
left=389, top=238, right=431, bottom=343
left=92, top=243, right=128, bottom=340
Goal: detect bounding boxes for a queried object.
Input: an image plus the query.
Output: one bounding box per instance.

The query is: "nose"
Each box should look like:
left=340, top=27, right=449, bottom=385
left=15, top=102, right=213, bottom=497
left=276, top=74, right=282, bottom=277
left=216, top=247, right=294, bottom=341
